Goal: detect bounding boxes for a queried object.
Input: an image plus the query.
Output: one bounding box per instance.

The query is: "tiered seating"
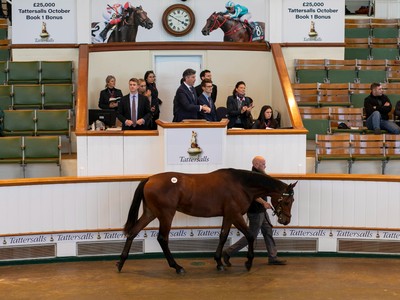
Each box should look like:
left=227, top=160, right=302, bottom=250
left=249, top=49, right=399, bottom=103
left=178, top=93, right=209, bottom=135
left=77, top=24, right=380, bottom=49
left=0, top=136, right=23, bottom=165
left=43, top=84, right=74, bottom=109
left=7, top=61, right=40, bottom=84
left=318, top=83, right=351, bottom=106
left=0, top=136, right=61, bottom=177
left=315, top=134, right=351, bottom=173
left=0, top=60, right=73, bottom=85
left=23, top=136, right=62, bottom=177
left=299, top=107, right=329, bottom=140
left=294, top=59, right=327, bottom=83
left=41, top=61, right=73, bottom=84
left=0, top=20, right=10, bottom=61
left=345, top=18, right=400, bottom=59
left=350, top=134, right=386, bottom=171
left=345, top=38, right=370, bottom=60
left=2, top=110, right=36, bottom=136
left=300, top=107, right=365, bottom=135
left=0, top=83, right=75, bottom=110
left=1, top=109, right=72, bottom=153
left=329, top=107, right=365, bottom=133
left=292, top=83, right=319, bottom=107
left=316, top=133, right=397, bottom=174
left=345, top=19, right=371, bottom=39
left=12, top=85, right=43, bottom=109
left=370, top=38, right=400, bottom=60
left=326, top=59, right=358, bottom=83
left=294, top=59, right=400, bottom=84
left=0, top=84, right=11, bottom=110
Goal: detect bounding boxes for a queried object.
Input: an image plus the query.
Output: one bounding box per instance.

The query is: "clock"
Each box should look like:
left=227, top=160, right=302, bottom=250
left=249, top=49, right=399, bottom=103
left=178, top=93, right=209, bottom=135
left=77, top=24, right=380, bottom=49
left=162, top=4, right=195, bottom=37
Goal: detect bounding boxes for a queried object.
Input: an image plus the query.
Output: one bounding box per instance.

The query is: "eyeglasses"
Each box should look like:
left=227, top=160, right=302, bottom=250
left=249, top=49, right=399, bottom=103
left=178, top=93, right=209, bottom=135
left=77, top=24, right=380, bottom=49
left=205, top=85, right=213, bottom=88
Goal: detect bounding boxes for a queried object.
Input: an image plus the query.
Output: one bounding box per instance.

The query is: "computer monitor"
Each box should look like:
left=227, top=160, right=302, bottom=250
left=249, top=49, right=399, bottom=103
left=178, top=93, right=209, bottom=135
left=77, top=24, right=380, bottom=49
left=88, top=109, right=117, bottom=128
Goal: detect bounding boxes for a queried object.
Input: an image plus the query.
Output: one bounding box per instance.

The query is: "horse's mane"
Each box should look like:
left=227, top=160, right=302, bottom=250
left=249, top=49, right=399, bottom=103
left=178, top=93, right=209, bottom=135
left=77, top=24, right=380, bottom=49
left=221, top=168, right=287, bottom=192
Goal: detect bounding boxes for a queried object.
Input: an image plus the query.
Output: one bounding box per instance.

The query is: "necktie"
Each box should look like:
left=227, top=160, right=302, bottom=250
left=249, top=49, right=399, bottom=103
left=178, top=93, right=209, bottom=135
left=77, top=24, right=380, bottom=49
left=131, top=95, right=137, bottom=127
left=208, top=97, right=212, bottom=106
left=190, top=86, right=196, bottom=100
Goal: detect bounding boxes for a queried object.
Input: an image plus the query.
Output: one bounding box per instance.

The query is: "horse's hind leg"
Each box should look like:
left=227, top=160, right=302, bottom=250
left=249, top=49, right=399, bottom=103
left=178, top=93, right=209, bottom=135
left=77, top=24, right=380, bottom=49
left=233, top=217, right=255, bottom=271
left=157, top=218, right=185, bottom=274
left=116, top=213, right=155, bottom=272
left=117, top=236, right=134, bottom=272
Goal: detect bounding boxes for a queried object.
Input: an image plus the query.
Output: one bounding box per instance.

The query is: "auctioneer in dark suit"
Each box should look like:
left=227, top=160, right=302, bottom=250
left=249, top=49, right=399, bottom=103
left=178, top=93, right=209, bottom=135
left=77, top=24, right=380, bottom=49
left=226, top=95, right=253, bottom=129
left=198, top=93, right=218, bottom=121
left=117, top=93, right=152, bottom=130
left=173, top=83, right=201, bottom=122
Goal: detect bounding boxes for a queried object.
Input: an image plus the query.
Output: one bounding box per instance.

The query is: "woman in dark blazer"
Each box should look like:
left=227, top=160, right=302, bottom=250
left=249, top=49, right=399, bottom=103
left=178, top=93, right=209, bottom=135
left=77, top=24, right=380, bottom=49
left=226, top=81, right=254, bottom=129
left=252, top=105, right=279, bottom=129
left=98, top=75, right=123, bottom=110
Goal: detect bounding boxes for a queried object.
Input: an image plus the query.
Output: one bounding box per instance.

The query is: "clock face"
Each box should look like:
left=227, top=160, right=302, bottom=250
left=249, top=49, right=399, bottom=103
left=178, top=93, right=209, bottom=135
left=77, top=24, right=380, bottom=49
left=162, top=4, right=195, bottom=36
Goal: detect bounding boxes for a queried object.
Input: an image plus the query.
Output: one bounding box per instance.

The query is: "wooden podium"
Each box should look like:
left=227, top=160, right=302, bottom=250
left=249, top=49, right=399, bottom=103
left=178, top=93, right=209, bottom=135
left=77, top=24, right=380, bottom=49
left=156, top=119, right=229, bottom=173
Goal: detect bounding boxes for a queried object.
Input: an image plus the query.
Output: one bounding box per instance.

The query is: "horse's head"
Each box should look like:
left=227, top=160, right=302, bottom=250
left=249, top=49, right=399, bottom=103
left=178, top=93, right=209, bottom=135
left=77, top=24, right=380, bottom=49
left=134, top=6, right=153, bottom=29
left=269, top=181, right=297, bottom=225
left=202, top=12, right=225, bottom=36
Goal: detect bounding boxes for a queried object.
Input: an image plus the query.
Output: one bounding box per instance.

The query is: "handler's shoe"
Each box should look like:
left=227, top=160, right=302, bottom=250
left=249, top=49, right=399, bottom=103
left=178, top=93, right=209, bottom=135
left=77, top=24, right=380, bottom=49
left=268, top=258, right=287, bottom=265
left=222, top=251, right=231, bottom=267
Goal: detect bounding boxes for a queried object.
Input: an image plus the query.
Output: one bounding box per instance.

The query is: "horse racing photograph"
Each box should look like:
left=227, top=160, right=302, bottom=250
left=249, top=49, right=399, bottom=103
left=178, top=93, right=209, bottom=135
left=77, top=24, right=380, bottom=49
left=91, top=0, right=268, bottom=43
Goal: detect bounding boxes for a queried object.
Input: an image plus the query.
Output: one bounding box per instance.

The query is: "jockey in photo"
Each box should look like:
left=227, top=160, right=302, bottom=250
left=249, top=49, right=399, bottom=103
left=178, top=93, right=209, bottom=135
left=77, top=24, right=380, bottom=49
left=223, top=1, right=255, bottom=33
left=99, top=2, right=132, bottom=41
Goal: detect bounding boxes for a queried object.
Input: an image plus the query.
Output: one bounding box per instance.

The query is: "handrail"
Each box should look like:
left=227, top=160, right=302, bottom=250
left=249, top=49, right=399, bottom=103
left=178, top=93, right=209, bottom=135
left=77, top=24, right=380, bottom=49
left=271, top=43, right=303, bottom=129
left=1, top=173, right=399, bottom=187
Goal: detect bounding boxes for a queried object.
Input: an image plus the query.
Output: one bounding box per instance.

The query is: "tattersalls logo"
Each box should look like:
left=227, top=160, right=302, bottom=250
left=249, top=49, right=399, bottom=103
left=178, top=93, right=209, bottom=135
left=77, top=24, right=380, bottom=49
left=179, top=130, right=210, bottom=163
left=36, top=21, right=54, bottom=42
left=304, top=20, right=321, bottom=41
left=187, top=131, right=202, bottom=156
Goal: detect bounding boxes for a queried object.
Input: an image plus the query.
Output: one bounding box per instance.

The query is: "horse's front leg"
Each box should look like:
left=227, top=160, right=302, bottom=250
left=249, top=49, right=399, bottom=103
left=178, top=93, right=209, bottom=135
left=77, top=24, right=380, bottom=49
left=214, top=218, right=232, bottom=271
left=157, top=220, right=185, bottom=274
left=233, top=216, right=255, bottom=271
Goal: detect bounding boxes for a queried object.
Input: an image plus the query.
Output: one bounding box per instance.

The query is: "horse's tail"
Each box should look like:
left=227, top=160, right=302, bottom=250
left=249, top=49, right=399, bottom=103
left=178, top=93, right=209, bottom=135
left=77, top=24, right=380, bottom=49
left=123, top=178, right=149, bottom=235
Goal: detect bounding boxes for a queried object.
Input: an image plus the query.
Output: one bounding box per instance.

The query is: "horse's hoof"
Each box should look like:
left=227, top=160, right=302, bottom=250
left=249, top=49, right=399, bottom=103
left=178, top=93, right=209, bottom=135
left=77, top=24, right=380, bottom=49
left=176, top=268, right=186, bottom=275
left=245, top=261, right=252, bottom=271
left=216, top=265, right=226, bottom=271
left=115, top=261, right=123, bottom=272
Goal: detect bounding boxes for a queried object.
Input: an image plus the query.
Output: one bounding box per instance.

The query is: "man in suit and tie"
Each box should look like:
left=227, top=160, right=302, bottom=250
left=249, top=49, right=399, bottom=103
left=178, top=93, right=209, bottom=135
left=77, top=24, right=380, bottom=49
left=117, top=78, right=152, bottom=130
left=173, top=68, right=211, bottom=122
left=198, top=78, right=218, bottom=121
left=195, top=70, right=218, bottom=103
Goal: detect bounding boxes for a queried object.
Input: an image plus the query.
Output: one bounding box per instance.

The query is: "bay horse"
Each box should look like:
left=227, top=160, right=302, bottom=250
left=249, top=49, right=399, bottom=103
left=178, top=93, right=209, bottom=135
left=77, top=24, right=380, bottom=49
left=116, top=168, right=297, bottom=274
left=108, top=6, right=153, bottom=43
left=202, top=12, right=265, bottom=43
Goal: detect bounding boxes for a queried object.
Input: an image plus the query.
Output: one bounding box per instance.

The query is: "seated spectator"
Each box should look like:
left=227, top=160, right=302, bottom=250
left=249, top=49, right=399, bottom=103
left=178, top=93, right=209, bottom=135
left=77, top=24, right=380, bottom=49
left=364, top=82, right=400, bottom=134
left=198, top=78, right=218, bottom=121
left=226, top=81, right=254, bottom=128
left=252, top=105, right=279, bottom=129
left=98, top=75, right=123, bottom=110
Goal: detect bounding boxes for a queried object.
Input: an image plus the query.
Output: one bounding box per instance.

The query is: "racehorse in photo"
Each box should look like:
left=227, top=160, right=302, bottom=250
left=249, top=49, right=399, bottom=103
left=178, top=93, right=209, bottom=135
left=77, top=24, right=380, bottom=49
left=107, top=5, right=153, bottom=43
left=116, top=168, right=297, bottom=274
left=202, top=12, right=265, bottom=43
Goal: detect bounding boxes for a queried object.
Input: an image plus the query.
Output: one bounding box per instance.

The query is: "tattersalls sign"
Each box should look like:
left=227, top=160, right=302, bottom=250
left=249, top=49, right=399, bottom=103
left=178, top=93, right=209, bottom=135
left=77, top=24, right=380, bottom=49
left=282, top=0, right=344, bottom=43
left=13, top=0, right=76, bottom=44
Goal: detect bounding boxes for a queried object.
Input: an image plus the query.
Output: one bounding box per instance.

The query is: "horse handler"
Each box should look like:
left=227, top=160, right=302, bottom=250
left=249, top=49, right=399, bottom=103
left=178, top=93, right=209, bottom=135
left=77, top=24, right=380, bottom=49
left=223, top=155, right=287, bottom=266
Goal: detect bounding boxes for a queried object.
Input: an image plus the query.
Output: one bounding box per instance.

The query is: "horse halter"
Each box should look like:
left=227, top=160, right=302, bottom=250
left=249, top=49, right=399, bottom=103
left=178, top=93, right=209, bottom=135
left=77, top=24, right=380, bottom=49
left=271, top=190, right=294, bottom=219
